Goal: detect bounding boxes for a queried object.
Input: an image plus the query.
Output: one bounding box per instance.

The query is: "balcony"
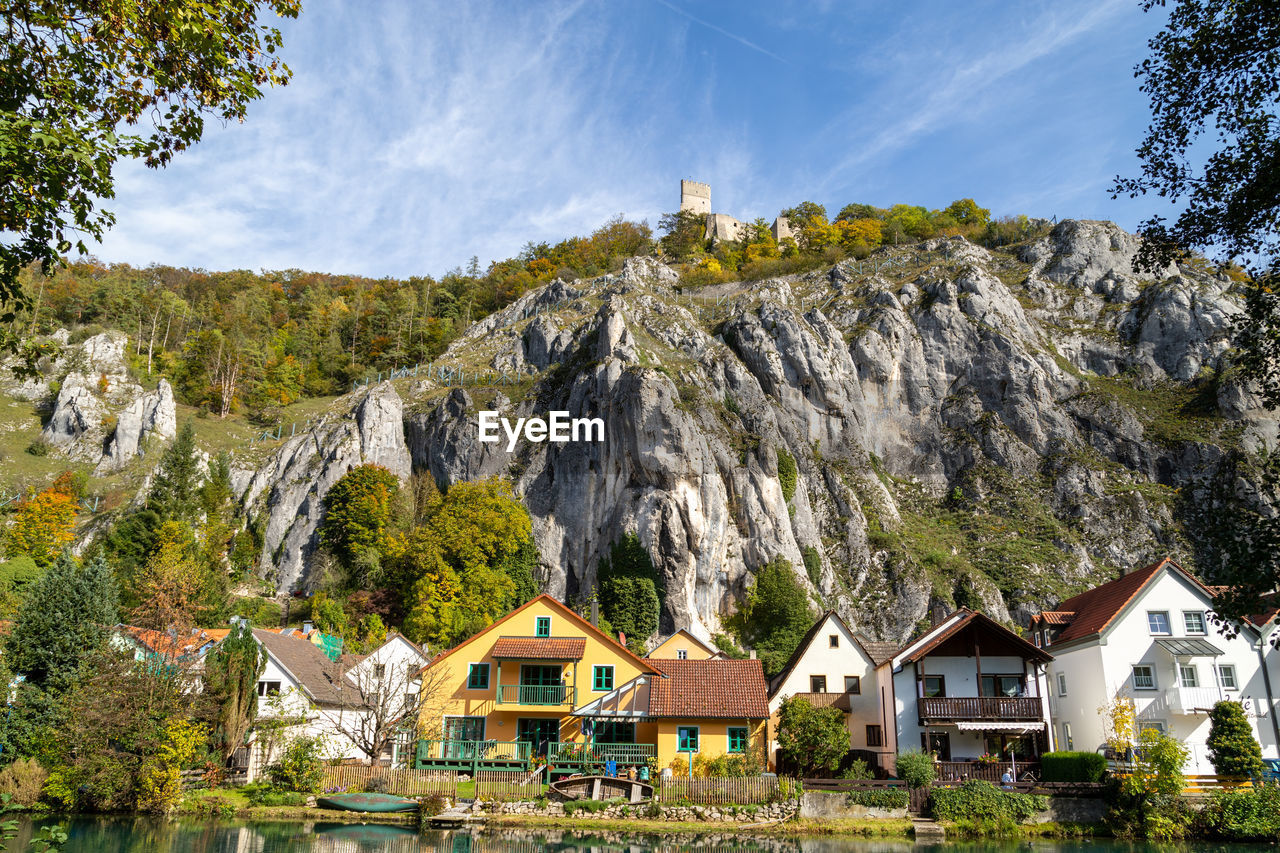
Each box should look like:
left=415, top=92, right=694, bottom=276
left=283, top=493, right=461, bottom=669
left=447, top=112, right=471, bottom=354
left=1165, top=685, right=1221, bottom=714
left=414, top=739, right=530, bottom=770
left=496, top=684, right=576, bottom=706
left=548, top=742, right=657, bottom=769
left=919, top=696, right=1043, bottom=722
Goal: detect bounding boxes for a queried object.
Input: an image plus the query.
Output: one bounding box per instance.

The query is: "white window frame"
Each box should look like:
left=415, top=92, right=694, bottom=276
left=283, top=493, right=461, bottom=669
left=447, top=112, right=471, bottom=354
left=1178, top=664, right=1198, bottom=688
left=1132, top=664, right=1157, bottom=690
left=1217, top=664, right=1238, bottom=690
left=1146, top=611, right=1171, bottom=635
left=1139, top=720, right=1167, bottom=734
left=810, top=675, right=827, bottom=693
left=676, top=649, right=688, bottom=660
left=1057, top=672, right=1068, bottom=697
left=1182, top=610, right=1207, bottom=635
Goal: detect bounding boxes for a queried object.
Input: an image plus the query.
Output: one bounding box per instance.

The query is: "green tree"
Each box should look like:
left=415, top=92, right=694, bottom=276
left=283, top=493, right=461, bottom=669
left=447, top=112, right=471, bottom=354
left=1206, top=700, right=1265, bottom=778
left=597, top=534, right=663, bottom=652
left=203, top=623, right=266, bottom=761
left=943, top=198, right=991, bottom=230
left=0, top=0, right=299, bottom=363
left=658, top=209, right=708, bottom=261
left=776, top=695, right=848, bottom=777
left=4, top=553, right=118, bottom=691
left=319, top=464, right=401, bottom=570
left=726, top=556, right=813, bottom=677
left=895, top=750, right=937, bottom=788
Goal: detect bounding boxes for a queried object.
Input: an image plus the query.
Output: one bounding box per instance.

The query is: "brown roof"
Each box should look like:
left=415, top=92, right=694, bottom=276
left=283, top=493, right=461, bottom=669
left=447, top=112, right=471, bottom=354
left=854, top=635, right=899, bottom=666
left=491, top=636, right=586, bottom=660
left=253, top=628, right=361, bottom=708
left=648, top=659, right=769, bottom=719
left=898, top=609, right=1052, bottom=664
left=1041, top=558, right=1230, bottom=645
left=1251, top=593, right=1280, bottom=628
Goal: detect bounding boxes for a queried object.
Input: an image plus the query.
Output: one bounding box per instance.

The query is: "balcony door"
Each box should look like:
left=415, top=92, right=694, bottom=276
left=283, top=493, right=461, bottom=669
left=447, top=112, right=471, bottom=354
left=519, top=664, right=563, bottom=704
left=442, top=716, right=485, bottom=758
left=980, top=675, right=1024, bottom=697
left=517, top=718, right=560, bottom=757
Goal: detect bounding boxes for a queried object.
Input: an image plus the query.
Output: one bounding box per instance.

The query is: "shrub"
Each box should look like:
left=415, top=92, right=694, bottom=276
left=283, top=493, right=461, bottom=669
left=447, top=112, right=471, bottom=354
left=0, top=758, right=48, bottom=807
left=845, top=788, right=908, bottom=809
left=188, top=793, right=236, bottom=818
left=266, top=735, right=326, bottom=794
left=776, top=695, right=848, bottom=777
left=1040, top=751, right=1107, bottom=783
left=417, top=793, right=449, bottom=828
left=776, top=448, right=797, bottom=503
left=564, top=798, right=612, bottom=815
left=895, top=750, right=935, bottom=788
left=242, top=783, right=306, bottom=807
left=1196, top=784, right=1280, bottom=840
left=25, top=440, right=49, bottom=457
left=928, top=779, right=1047, bottom=823
left=1206, top=701, right=1265, bottom=778
left=840, top=758, right=873, bottom=780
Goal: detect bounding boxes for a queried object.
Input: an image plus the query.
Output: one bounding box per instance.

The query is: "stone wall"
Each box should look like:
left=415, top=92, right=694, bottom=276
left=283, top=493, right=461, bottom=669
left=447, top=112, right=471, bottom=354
left=477, top=798, right=798, bottom=823
left=799, top=790, right=907, bottom=820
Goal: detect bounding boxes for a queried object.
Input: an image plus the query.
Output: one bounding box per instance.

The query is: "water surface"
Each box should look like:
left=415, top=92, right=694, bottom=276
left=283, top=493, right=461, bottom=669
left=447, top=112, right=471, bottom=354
left=4, top=818, right=1275, bottom=853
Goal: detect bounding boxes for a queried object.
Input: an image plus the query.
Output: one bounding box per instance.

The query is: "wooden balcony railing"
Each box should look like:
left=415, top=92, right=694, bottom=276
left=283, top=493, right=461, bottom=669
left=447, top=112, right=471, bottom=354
left=496, top=684, right=575, bottom=705
left=549, top=742, right=656, bottom=767
left=918, top=696, right=1043, bottom=721
left=415, top=739, right=530, bottom=764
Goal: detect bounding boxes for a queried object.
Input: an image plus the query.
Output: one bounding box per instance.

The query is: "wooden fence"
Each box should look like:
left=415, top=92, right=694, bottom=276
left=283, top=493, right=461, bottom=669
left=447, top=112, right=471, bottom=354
left=657, top=776, right=796, bottom=805
left=475, top=769, right=545, bottom=801
left=321, top=765, right=459, bottom=797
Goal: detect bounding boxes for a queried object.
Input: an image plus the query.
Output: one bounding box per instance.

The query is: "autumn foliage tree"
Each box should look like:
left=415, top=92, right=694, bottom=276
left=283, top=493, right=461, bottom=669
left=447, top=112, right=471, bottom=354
left=319, top=464, right=401, bottom=570
left=5, top=472, right=77, bottom=567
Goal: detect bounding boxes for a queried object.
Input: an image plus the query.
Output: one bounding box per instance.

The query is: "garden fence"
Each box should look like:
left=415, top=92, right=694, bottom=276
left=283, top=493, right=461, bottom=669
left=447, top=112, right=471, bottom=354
left=320, top=765, right=459, bottom=797
left=656, top=775, right=796, bottom=805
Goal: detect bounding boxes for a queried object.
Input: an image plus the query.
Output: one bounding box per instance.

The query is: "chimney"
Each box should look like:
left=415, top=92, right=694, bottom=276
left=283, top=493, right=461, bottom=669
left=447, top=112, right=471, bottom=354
left=591, top=600, right=599, bottom=627
left=930, top=604, right=948, bottom=625
left=749, top=650, right=757, bottom=660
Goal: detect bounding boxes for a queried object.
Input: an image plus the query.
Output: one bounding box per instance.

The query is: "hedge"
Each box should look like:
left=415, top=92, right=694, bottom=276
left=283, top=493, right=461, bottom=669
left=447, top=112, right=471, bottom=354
left=1040, top=751, right=1107, bottom=783
left=1197, top=786, right=1280, bottom=841
left=928, top=779, right=1047, bottom=823
left=845, top=788, right=909, bottom=809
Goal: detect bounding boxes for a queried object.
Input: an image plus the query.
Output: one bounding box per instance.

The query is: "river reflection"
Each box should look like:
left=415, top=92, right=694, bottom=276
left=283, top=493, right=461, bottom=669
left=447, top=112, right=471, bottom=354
left=4, top=818, right=1277, bottom=853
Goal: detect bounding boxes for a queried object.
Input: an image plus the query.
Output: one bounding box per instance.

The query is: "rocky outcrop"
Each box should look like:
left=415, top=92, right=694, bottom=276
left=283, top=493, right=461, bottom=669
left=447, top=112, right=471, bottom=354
left=42, top=375, right=106, bottom=454
left=227, top=220, right=1263, bottom=645
left=97, top=379, right=177, bottom=472
left=240, top=382, right=412, bottom=593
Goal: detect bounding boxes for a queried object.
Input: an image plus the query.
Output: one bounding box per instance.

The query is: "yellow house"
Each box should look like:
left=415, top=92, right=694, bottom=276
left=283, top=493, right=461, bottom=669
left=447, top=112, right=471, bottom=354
left=415, top=595, right=768, bottom=775
left=647, top=628, right=723, bottom=661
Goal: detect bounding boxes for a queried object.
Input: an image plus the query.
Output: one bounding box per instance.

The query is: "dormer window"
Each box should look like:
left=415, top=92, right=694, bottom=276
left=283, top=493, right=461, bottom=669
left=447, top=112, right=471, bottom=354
left=535, top=616, right=551, bottom=638
left=1146, top=612, right=1171, bottom=635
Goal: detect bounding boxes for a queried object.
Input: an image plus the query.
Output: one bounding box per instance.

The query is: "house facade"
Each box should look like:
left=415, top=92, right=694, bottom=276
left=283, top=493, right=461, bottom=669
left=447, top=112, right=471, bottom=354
left=1031, top=558, right=1280, bottom=774
left=764, top=611, right=896, bottom=770
left=415, top=595, right=768, bottom=775
left=648, top=629, right=722, bottom=661
left=878, top=609, right=1053, bottom=779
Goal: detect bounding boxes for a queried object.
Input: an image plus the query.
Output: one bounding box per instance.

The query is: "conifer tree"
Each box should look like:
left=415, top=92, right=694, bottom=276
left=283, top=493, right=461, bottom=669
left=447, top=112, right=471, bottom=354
left=1206, top=700, right=1265, bottom=777
left=204, top=623, right=265, bottom=761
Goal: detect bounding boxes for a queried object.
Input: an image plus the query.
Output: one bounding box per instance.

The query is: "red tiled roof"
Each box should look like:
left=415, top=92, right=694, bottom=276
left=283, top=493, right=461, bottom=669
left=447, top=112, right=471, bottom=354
left=648, top=659, right=769, bottom=718
left=1050, top=558, right=1174, bottom=643
left=1250, top=593, right=1280, bottom=628
left=1037, top=611, right=1075, bottom=625
left=898, top=609, right=1052, bottom=664
left=491, top=636, right=586, bottom=660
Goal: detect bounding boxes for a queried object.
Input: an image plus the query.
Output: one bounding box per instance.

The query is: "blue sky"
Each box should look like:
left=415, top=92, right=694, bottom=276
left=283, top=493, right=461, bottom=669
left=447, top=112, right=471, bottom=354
left=95, top=0, right=1166, bottom=278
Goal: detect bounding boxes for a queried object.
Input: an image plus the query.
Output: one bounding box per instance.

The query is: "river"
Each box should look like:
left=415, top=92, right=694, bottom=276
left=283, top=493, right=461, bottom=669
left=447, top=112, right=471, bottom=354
left=3, top=818, right=1276, bottom=853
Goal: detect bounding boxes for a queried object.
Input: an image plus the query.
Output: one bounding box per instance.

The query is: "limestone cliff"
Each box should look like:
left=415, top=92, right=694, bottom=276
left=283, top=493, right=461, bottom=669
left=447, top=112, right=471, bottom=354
left=233, top=220, right=1264, bottom=645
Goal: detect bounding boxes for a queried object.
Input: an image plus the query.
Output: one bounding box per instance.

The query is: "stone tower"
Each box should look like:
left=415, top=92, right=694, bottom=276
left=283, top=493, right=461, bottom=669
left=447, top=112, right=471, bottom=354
left=680, top=180, right=711, bottom=215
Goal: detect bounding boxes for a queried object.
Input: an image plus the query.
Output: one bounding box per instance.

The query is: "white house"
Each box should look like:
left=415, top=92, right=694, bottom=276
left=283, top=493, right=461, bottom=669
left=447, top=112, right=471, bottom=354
left=247, top=628, right=430, bottom=779
left=1031, top=558, right=1280, bottom=774
left=877, top=609, right=1053, bottom=780
left=765, top=611, right=898, bottom=770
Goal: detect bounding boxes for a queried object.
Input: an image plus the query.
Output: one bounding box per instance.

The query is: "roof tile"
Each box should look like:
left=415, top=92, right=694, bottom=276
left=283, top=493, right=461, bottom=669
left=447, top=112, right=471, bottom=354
left=491, top=637, right=586, bottom=660
left=648, top=659, right=769, bottom=718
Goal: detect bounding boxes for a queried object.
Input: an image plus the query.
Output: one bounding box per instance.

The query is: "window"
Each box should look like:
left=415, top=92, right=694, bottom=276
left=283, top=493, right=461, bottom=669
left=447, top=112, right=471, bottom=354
left=676, top=649, right=688, bottom=660
left=1139, top=720, right=1166, bottom=734
left=535, top=616, right=551, bottom=637
left=466, top=663, right=490, bottom=690
left=1147, top=611, right=1171, bottom=635
left=592, top=665, right=614, bottom=691
left=374, top=663, right=386, bottom=679
left=865, top=725, right=883, bottom=747
left=257, top=680, right=281, bottom=697
left=727, top=727, right=748, bottom=753
left=1183, top=611, right=1207, bottom=635
left=1057, top=672, right=1068, bottom=697
left=921, top=675, right=946, bottom=697
left=1132, top=664, right=1156, bottom=690
left=1061, top=722, right=1073, bottom=751
left=810, top=675, right=827, bottom=693
left=595, top=721, right=635, bottom=743
left=677, top=726, right=699, bottom=752
left=829, top=634, right=839, bottom=648
left=844, top=676, right=861, bottom=694
left=1217, top=664, right=1238, bottom=690
left=981, top=674, right=1024, bottom=697
left=1179, top=664, right=1199, bottom=688
left=1035, top=631, right=1043, bottom=648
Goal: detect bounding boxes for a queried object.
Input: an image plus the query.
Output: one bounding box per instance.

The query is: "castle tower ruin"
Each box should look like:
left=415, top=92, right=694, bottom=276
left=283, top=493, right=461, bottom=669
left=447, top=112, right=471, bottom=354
left=680, top=180, right=711, bottom=215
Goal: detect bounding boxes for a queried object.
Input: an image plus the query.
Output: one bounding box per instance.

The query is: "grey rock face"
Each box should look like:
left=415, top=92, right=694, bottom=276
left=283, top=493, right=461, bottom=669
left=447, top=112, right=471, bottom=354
left=238, top=220, right=1264, bottom=646
left=97, top=378, right=177, bottom=472
left=240, top=382, right=412, bottom=593
left=42, top=375, right=105, bottom=453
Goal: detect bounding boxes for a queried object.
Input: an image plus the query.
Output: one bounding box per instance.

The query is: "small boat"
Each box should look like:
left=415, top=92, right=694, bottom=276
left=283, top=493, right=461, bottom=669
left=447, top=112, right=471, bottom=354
left=550, top=774, right=653, bottom=803
left=316, top=792, right=419, bottom=812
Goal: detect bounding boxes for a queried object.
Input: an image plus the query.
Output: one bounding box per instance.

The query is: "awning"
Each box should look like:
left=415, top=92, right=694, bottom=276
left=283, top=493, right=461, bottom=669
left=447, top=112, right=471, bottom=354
left=954, top=721, right=1043, bottom=733
left=571, top=675, right=651, bottom=718
left=1156, top=637, right=1223, bottom=657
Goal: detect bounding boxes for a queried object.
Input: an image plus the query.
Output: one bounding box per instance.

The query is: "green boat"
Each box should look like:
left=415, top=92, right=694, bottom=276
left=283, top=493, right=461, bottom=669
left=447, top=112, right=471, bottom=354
left=316, top=792, right=419, bottom=812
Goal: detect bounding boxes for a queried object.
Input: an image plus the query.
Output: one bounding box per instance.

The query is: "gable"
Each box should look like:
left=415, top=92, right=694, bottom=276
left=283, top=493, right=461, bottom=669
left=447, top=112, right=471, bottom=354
left=648, top=629, right=718, bottom=660
left=769, top=612, right=875, bottom=697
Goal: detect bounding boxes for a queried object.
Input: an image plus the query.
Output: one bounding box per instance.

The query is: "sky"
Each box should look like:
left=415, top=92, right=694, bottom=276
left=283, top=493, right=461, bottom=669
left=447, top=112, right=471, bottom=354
left=93, top=0, right=1168, bottom=279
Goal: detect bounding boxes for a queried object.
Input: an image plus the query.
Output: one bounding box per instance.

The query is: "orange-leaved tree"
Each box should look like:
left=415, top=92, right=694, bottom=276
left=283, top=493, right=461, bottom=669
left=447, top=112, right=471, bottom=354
left=6, top=472, right=78, bottom=567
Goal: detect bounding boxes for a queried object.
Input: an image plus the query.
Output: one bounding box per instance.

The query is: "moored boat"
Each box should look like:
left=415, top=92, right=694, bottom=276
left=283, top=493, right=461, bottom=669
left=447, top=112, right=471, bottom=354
left=550, top=774, right=653, bottom=803
left=316, top=792, right=419, bottom=812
